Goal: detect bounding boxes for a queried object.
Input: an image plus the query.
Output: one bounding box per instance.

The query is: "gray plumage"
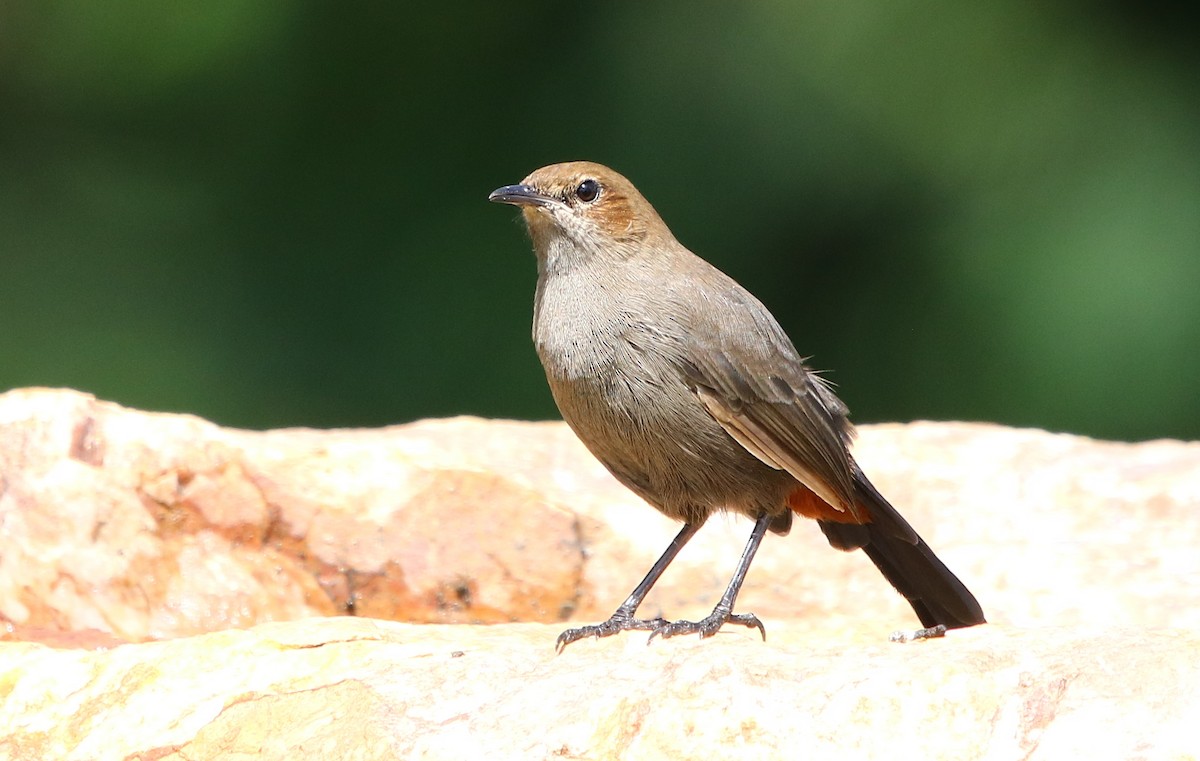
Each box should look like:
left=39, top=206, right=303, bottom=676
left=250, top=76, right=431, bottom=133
left=490, top=161, right=985, bottom=647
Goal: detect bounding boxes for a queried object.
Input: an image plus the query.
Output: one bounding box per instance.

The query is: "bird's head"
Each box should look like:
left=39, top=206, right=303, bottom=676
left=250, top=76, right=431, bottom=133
left=489, top=161, right=674, bottom=270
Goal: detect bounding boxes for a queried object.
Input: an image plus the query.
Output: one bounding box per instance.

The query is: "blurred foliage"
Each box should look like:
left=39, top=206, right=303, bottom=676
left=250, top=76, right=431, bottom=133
left=1, top=1, right=1197, bottom=440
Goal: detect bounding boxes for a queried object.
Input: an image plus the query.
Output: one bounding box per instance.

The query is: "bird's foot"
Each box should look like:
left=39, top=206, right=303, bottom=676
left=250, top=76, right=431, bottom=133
left=647, top=606, right=765, bottom=643
left=555, top=612, right=669, bottom=653
left=888, top=624, right=948, bottom=643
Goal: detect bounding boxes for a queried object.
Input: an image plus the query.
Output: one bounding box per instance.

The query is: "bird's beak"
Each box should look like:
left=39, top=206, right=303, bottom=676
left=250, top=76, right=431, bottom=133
left=488, top=184, right=557, bottom=208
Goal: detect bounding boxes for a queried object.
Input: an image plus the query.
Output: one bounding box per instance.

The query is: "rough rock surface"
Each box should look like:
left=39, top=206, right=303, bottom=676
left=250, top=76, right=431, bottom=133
left=1, top=388, right=1199, bottom=758
left=3, top=618, right=1197, bottom=760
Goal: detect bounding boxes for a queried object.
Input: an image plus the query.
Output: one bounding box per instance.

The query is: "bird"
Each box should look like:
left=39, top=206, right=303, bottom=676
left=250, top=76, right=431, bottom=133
left=488, top=161, right=985, bottom=651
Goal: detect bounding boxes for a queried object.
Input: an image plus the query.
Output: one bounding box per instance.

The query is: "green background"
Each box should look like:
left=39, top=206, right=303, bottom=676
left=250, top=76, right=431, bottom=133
left=2, top=2, right=1197, bottom=441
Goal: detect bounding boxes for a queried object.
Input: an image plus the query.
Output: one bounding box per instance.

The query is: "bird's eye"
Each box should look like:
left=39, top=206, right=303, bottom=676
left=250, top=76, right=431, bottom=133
left=574, top=179, right=600, bottom=203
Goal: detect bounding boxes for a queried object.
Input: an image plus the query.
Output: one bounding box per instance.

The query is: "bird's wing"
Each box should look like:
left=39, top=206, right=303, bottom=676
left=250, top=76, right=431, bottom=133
left=680, top=285, right=860, bottom=515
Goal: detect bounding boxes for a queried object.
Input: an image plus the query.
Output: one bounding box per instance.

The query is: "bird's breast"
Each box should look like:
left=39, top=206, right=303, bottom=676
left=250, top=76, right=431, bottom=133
left=533, top=268, right=635, bottom=376
left=531, top=270, right=791, bottom=518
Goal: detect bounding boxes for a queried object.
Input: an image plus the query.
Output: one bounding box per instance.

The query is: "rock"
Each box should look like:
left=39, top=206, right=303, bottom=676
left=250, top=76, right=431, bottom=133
left=3, top=388, right=1199, bottom=642
left=1, top=387, right=1199, bottom=757
left=0, top=389, right=595, bottom=640
left=0, top=618, right=1196, bottom=759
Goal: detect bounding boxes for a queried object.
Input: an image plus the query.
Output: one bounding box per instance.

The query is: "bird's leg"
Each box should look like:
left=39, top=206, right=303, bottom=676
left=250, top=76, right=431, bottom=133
left=649, top=512, right=771, bottom=642
left=556, top=521, right=703, bottom=652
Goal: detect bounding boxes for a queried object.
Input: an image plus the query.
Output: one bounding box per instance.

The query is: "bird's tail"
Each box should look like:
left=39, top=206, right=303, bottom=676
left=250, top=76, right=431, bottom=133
left=817, top=472, right=986, bottom=630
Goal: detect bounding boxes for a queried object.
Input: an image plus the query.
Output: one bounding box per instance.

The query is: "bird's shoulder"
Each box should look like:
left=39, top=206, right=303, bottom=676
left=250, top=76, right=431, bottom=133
left=665, top=259, right=826, bottom=403
left=661, top=254, right=860, bottom=504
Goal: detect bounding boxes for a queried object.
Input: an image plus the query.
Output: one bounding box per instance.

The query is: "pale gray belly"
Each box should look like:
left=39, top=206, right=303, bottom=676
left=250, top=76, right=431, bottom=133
left=539, top=350, right=796, bottom=523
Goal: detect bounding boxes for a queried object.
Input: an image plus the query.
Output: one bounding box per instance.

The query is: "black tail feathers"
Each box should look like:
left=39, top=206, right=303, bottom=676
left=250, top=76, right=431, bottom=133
left=859, top=530, right=985, bottom=629
left=819, top=473, right=986, bottom=630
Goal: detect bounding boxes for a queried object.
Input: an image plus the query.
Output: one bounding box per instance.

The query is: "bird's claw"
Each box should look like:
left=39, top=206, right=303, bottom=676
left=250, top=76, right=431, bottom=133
left=555, top=613, right=669, bottom=653
left=888, top=624, right=948, bottom=643
left=646, top=609, right=766, bottom=643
